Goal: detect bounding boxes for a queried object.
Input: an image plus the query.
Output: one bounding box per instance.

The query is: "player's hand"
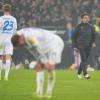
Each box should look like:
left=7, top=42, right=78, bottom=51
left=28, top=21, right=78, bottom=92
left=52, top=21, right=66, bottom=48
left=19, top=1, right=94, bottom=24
left=92, top=43, right=96, bottom=48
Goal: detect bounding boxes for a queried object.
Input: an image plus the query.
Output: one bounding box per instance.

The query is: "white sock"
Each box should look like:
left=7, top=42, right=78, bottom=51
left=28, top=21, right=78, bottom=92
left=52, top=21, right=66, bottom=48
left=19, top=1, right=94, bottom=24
left=5, top=60, right=11, bottom=79
left=0, top=60, right=2, bottom=79
left=36, top=70, right=44, bottom=95
left=47, top=70, right=56, bottom=95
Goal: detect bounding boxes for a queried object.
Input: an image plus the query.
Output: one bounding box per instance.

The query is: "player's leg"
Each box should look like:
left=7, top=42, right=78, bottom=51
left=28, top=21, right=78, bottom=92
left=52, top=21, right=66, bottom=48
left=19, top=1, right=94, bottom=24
left=44, top=40, right=64, bottom=98
left=34, top=63, right=44, bottom=97
left=77, top=49, right=84, bottom=76
left=74, top=50, right=82, bottom=79
left=38, top=51, right=56, bottom=98
left=44, top=51, right=58, bottom=98
left=84, top=47, right=91, bottom=79
left=78, top=48, right=89, bottom=79
left=0, top=56, right=3, bottom=80
left=0, top=41, right=4, bottom=80
left=45, top=64, right=56, bottom=98
left=74, top=50, right=81, bottom=68
left=4, top=54, right=11, bottom=81
left=4, top=43, right=13, bottom=81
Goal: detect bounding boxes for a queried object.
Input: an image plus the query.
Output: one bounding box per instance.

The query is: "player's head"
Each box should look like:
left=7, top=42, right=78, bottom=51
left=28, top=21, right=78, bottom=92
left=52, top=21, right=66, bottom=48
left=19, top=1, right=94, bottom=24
left=11, top=34, right=25, bottom=48
left=2, top=4, right=11, bottom=13
left=81, top=12, right=89, bottom=23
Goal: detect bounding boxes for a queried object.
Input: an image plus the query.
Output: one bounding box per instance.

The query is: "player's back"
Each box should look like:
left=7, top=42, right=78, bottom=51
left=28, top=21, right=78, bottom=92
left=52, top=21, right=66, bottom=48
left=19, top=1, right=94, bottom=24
left=0, top=15, right=17, bottom=39
left=18, top=28, right=45, bottom=42
left=18, top=27, right=62, bottom=45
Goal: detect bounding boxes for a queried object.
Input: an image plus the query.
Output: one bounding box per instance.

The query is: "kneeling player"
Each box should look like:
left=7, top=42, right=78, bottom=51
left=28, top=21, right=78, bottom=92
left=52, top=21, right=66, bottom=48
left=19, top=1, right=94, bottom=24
left=11, top=28, right=64, bottom=98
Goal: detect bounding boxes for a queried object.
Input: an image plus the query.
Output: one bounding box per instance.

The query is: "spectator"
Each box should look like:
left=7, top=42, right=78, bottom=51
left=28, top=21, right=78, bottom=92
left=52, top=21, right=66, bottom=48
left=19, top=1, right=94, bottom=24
left=1, top=0, right=100, bottom=29
left=65, top=22, right=73, bottom=46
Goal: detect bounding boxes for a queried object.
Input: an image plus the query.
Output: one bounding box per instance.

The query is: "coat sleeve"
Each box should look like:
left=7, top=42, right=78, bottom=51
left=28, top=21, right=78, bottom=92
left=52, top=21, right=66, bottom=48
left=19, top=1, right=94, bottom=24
left=91, top=26, right=96, bottom=44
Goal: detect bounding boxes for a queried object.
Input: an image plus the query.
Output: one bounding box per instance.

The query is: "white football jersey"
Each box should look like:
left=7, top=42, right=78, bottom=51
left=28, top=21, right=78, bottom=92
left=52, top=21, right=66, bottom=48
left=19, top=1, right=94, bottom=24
left=0, top=15, right=17, bottom=40
left=17, top=28, right=63, bottom=53
left=0, top=15, right=17, bottom=55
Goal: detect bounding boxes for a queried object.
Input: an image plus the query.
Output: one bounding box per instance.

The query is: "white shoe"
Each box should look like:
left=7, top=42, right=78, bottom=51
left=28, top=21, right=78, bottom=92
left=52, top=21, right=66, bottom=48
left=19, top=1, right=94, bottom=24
left=84, top=74, right=90, bottom=79
left=77, top=74, right=82, bottom=79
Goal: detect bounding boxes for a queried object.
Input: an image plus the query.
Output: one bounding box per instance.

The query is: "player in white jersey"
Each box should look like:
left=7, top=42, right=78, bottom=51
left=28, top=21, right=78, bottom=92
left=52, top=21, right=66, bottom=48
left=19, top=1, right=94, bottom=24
left=0, top=4, right=17, bottom=81
left=11, top=28, right=64, bottom=98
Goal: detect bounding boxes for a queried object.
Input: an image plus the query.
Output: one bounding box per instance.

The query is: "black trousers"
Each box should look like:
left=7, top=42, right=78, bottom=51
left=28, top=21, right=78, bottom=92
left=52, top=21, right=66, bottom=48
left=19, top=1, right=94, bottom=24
left=77, top=46, right=91, bottom=76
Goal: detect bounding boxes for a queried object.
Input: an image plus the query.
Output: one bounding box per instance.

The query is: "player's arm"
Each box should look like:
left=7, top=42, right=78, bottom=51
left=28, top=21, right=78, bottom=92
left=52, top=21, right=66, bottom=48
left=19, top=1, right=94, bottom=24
left=14, top=18, right=17, bottom=33
left=26, top=37, right=47, bottom=62
left=91, top=26, right=96, bottom=48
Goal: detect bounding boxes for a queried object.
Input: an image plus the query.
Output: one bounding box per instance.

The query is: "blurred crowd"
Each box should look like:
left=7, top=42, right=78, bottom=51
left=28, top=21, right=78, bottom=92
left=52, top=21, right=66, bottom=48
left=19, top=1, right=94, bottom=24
left=0, top=0, right=100, bottom=29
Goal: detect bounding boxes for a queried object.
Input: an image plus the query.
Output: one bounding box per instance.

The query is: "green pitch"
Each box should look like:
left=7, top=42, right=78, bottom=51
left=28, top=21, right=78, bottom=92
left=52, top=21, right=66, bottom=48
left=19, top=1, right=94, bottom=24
left=0, top=69, right=100, bottom=100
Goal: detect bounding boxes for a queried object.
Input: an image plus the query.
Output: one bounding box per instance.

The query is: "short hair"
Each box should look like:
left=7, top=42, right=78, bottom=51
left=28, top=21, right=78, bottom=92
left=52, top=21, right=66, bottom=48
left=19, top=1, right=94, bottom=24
left=11, top=34, right=20, bottom=47
left=81, top=12, right=89, bottom=18
left=2, top=4, right=11, bottom=12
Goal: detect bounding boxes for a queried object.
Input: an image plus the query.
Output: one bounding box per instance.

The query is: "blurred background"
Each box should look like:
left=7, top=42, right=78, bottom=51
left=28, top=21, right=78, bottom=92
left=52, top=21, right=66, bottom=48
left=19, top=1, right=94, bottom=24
left=0, top=0, right=100, bottom=70
left=0, top=0, right=100, bottom=29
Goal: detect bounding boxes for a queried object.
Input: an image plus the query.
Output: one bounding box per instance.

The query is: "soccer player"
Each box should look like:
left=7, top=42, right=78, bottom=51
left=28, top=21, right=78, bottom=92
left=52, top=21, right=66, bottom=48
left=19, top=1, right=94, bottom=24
left=11, top=28, right=64, bottom=98
left=0, top=4, right=17, bottom=80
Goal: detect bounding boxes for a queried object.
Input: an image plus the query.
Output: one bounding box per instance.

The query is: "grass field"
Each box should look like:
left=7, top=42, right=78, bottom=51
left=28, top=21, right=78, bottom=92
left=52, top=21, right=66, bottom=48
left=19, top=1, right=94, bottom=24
left=0, top=69, right=100, bottom=100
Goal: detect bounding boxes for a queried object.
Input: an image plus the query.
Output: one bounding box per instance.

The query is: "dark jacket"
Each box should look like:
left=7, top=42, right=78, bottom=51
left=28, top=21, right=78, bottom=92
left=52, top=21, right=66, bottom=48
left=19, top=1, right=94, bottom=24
left=72, top=23, right=96, bottom=48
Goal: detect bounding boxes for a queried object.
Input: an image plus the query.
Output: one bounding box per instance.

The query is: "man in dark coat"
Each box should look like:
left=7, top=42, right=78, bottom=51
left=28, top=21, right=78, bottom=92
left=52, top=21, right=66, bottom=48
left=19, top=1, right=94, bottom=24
left=72, top=12, right=96, bottom=79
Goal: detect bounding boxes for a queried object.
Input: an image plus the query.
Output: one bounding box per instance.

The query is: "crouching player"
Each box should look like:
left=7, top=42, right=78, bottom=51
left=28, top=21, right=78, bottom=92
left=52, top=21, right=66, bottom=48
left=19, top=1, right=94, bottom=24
left=11, top=28, right=64, bottom=98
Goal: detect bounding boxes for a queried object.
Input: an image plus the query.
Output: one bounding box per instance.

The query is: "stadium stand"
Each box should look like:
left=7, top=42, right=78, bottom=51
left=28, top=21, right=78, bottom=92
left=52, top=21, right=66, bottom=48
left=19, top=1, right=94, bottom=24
left=0, top=0, right=100, bottom=29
